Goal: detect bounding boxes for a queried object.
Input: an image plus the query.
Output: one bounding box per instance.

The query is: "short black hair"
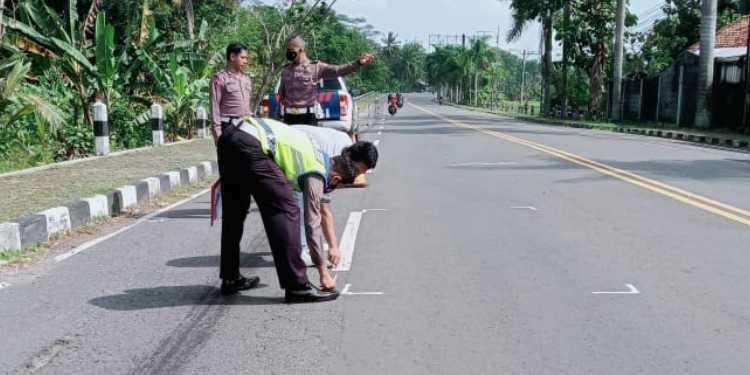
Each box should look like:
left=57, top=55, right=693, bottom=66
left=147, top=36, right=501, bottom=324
left=331, top=155, right=357, bottom=184
left=342, top=141, right=379, bottom=169
left=226, top=42, right=248, bottom=61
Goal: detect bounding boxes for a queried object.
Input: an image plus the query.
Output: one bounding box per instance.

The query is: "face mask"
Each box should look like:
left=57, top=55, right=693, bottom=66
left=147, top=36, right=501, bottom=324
left=286, top=50, right=298, bottom=61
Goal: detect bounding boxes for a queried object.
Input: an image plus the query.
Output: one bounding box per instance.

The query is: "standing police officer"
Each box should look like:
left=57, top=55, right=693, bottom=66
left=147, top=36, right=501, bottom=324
left=209, top=42, right=253, bottom=143
left=279, top=34, right=375, bottom=125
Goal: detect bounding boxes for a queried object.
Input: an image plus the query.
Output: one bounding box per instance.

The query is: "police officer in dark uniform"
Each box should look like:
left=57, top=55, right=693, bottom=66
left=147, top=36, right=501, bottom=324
left=209, top=42, right=253, bottom=143
left=278, top=34, right=375, bottom=125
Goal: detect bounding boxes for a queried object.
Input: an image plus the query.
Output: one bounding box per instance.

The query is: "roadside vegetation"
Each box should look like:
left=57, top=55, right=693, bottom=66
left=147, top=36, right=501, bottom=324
left=0, top=0, right=426, bottom=173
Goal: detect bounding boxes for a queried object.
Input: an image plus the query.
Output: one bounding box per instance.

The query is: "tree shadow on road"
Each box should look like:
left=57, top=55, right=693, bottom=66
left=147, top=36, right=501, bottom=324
left=89, top=285, right=283, bottom=310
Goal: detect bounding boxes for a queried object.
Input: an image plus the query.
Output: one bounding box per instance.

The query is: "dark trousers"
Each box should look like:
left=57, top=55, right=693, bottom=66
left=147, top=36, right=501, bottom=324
left=217, top=126, right=309, bottom=290
left=283, top=113, right=318, bottom=125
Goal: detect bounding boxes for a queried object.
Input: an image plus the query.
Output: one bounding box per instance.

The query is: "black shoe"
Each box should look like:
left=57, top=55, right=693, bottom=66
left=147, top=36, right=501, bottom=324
left=285, top=284, right=340, bottom=303
left=221, top=275, right=260, bottom=295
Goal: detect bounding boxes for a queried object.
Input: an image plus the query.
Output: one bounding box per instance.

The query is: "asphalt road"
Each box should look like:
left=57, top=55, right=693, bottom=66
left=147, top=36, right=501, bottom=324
left=2, top=93, right=750, bottom=374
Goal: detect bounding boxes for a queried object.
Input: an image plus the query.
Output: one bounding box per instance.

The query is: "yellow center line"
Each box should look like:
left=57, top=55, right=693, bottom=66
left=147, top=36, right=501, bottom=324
left=409, top=102, right=750, bottom=227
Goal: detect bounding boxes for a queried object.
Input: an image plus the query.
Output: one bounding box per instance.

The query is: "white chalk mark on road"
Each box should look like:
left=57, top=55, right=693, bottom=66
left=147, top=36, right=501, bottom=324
left=377, top=131, right=382, bottom=135
left=511, top=206, right=538, bottom=211
left=0, top=282, right=10, bottom=289
left=332, top=211, right=364, bottom=272
left=373, top=140, right=380, bottom=146
left=55, top=189, right=210, bottom=262
left=341, top=283, right=384, bottom=296
left=592, top=284, right=640, bottom=295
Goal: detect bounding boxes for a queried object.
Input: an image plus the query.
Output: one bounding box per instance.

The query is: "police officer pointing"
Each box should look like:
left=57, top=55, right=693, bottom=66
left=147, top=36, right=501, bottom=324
left=209, top=43, right=253, bottom=142
left=279, top=34, right=375, bottom=125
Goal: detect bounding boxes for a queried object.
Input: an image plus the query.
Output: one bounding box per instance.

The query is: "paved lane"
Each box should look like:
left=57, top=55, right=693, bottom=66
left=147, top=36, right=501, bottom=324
left=1, top=94, right=749, bottom=374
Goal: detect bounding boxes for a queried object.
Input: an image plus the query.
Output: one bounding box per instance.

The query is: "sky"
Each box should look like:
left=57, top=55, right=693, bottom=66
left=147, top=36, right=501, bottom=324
left=331, top=0, right=658, bottom=57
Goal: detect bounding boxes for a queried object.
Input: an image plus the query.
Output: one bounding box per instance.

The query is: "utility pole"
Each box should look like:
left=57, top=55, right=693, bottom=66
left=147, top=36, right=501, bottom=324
left=695, top=0, right=718, bottom=128
left=611, top=0, right=626, bottom=121
left=497, top=25, right=501, bottom=49
left=521, top=49, right=527, bottom=104
left=561, top=0, right=570, bottom=119
left=542, top=6, right=553, bottom=117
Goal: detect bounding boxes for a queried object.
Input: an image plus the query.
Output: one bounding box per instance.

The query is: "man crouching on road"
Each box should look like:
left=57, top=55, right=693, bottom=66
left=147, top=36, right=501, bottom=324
left=216, top=116, right=375, bottom=303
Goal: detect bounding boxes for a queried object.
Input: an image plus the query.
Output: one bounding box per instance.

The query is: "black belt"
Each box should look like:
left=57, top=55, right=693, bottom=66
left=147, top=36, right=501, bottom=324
left=221, top=117, right=243, bottom=130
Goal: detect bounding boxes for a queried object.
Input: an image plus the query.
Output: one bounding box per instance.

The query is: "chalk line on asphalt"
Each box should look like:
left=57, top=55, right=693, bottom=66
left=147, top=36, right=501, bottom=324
left=592, top=284, right=640, bottom=295
left=54, top=189, right=210, bottom=262
left=511, top=206, right=538, bottom=211
left=341, top=283, right=384, bottom=296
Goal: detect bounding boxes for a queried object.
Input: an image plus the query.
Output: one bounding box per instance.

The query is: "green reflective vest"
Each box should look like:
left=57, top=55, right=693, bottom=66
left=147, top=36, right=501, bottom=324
left=244, top=117, right=329, bottom=191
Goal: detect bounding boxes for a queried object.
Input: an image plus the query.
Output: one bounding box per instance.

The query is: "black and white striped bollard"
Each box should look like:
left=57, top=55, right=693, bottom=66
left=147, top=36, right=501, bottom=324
left=151, top=103, right=164, bottom=146
left=196, top=106, right=207, bottom=139
left=92, top=101, right=109, bottom=156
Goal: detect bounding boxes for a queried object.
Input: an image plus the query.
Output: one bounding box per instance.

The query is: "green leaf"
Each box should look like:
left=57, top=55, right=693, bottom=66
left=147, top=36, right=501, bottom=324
left=48, top=37, right=97, bottom=74
left=95, top=12, right=116, bottom=87
left=66, top=0, right=79, bottom=42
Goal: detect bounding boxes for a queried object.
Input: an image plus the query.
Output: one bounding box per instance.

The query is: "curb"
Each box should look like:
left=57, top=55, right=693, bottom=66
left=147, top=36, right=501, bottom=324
left=616, top=127, right=750, bottom=150
left=0, top=160, right=218, bottom=251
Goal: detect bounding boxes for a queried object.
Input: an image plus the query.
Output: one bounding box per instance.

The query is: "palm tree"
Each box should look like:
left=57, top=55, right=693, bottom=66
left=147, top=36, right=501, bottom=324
left=382, top=31, right=400, bottom=58
left=0, top=56, right=63, bottom=132
left=506, top=0, right=562, bottom=115
left=468, top=37, right=494, bottom=106
left=396, top=42, right=426, bottom=91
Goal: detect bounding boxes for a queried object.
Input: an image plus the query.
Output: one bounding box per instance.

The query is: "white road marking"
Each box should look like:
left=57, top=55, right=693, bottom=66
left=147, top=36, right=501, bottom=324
left=332, top=211, right=363, bottom=272
left=379, top=126, right=384, bottom=130
left=373, top=140, right=380, bottom=146
left=511, top=206, right=538, bottom=211
left=0, top=282, right=10, bottom=289
left=592, top=284, right=640, bottom=295
left=341, top=283, right=384, bottom=296
left=377, top=131, right=382, bottom=135
left=54, top=189, right=210, bottom=262
left=447, top=161, right=518, bottom=167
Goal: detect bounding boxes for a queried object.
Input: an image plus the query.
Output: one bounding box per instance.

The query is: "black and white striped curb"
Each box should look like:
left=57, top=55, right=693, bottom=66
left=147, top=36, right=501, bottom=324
left=615, top=127, right=750, bottom=149
left=0, top=160, right=218, bottom=251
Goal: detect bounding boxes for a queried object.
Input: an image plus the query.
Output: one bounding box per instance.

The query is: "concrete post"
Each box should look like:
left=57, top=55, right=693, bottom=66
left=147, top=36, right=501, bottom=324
left=151, top=103, right=164, bottom=146
left=195, top=106, right=207, bottom=139
left=92, top=101, right=109, bottom=156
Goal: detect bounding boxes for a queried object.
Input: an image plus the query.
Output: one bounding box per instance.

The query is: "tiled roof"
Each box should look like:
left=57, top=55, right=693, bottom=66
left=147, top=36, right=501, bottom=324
left=689, top=15, right=749, bottom=51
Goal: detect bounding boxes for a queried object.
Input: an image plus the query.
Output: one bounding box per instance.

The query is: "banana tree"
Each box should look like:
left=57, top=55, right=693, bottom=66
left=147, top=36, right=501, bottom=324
left=95, top=12, right=116, bottom=102
left=2, top=0, right=97, bottom=126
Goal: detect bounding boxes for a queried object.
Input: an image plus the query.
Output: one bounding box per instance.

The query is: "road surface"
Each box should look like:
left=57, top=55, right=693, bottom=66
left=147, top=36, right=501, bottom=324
left=2, top=94, right=750, bottom=374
